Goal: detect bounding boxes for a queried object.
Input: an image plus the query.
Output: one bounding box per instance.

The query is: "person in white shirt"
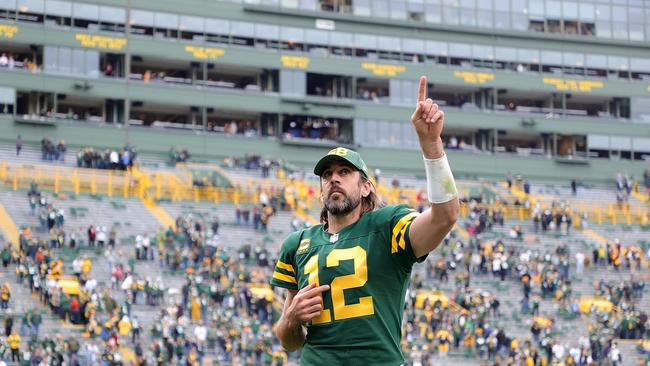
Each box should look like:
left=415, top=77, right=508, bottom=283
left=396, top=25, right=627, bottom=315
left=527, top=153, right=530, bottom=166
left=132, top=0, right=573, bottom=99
left=135, top=235, right=143, bottom=260
left=110, top=150, right=119, bottom=168
left=84, top=278, right=97, bottom=293
left=46, top=277, right=58, bottom=292
left=610, top=343, right=621, bottom=365
left=259, top=191, right=269, bottom=206
left=448, top=136, right=458, bottom=149
left=194, top=323, right=208, bottom=345
left=89, top=343, right=99, bottom=364
left=96, top=227, right=107, bottom=247
left=142, top=234, right=150, bottom=260
left=104, top=248, right=115, bottom=272
left=470, top=251, right=481, bottom=273
left=131, top=315, right=140, bottom=343
left=575, top=252, right=585, bottom=274
left=72, top=258, right=82, bottom=278
left=121, top=274, right=133, bottom=293
left=552, top=343, right=564, bottom=360
left=0, top=53, right=8, bottom=67
left=492, top=254, right=502, bottom=277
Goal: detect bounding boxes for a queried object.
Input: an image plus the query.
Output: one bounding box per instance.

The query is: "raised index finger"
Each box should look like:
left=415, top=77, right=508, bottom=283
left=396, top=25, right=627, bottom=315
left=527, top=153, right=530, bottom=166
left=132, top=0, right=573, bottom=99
left=301, top=284, right=330, bottom=298
left=417, top=75, right=427, bottom=102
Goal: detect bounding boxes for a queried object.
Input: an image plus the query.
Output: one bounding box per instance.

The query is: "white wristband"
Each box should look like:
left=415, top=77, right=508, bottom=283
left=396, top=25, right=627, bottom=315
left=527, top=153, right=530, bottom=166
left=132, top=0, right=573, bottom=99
left=423, top=154, right=458, bottom=204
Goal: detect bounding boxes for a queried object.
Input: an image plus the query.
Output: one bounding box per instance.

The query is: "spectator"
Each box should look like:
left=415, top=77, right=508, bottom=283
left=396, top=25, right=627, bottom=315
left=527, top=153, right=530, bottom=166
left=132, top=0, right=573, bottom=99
left=15, top=135, right=22, bottom=156
left=76, top=146, right=137, bottom=170
left=0, top=283, right=10, bottom=309
left=104, top=64, right=114, bottom=76
left=7, top=330, right=19, bottom=363
left=169, top=147, right=190, bottom=165
left=571, top=179, right=577, bottom=195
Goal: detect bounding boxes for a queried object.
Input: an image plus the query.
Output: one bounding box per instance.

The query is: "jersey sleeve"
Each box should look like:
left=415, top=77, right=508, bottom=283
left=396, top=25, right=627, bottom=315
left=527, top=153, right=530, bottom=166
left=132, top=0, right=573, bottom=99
left=384, top=204, right=428, bottom=267
left=270, top=232, right=300, bottom=291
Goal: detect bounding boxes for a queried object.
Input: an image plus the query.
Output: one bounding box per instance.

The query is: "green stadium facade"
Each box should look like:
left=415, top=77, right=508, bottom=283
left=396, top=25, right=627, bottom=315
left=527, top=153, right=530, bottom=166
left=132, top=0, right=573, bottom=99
left=0, top=0, right=649, bottom=183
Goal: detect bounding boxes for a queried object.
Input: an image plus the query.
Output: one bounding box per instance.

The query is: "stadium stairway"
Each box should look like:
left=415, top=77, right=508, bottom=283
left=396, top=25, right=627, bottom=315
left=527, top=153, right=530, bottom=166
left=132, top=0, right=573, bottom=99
left=0, top=189, right=40, bottom=232
left=0, top=145, right=77, bottom=168
left=535, top=182, right=648, bottom=208
left=0, top=264, right=81, bottom=340
left=159, top=201, right=295, bottom=251
left=141, top=198, right=176, bottom=229
left=49, top=194, right=162, bottom=238
left=0, top=198, right=19, bottom=246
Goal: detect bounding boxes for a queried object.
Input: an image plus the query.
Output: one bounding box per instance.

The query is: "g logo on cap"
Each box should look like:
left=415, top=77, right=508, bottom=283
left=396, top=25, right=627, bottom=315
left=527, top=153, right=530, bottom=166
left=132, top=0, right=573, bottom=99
left=329, top=147, right=349, bottom=157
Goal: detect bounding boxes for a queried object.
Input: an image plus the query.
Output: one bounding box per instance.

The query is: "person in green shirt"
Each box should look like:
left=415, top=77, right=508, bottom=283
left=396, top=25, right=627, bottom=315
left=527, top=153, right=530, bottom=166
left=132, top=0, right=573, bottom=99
left=59, top=294, right=71, bottom=321
left=20, top=311, right=30, bottom=336
left=1, top=247, right=11, bottom=268
left=271, top=76, right=459, bottom=366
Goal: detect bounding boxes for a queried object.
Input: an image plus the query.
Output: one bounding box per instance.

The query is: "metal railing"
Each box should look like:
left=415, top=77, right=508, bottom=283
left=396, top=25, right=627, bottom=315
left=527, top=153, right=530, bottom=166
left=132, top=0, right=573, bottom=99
left=1, top=160, right=647, bottom=226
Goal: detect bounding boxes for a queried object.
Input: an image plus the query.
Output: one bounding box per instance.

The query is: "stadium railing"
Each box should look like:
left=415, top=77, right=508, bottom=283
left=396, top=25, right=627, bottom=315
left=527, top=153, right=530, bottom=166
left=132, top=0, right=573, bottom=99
left=1, top=160, right=646, bottom=226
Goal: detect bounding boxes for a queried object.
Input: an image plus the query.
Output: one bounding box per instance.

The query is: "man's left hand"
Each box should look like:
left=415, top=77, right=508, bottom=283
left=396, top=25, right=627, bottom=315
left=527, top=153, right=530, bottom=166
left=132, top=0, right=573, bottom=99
left=410, top=75, right=445, bottom=159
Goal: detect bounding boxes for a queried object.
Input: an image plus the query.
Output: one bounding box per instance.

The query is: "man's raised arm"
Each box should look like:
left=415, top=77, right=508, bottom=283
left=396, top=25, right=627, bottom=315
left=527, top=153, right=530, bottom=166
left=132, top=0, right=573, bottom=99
left=407, top=75, right=460, bottom=258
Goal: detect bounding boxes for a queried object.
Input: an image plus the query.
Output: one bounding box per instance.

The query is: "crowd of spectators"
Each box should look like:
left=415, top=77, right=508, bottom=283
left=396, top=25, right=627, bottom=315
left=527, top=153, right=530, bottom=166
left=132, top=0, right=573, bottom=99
left=168, top=147, right=190, bottom=166
left=0, top=160, right=647, bottom=365
left=415, top=215, right=650, bottom=365
left=76, top=146, right=136, bottom=171
left=40, top=138, right=67, bottom=162
left=26, top=185, right=69, bottom=256
left=0, top=52, right=38, bottom=71
left=356, top=87, right=388, bottom=103
left=282, top=117, right=348, bottom=143
left=207, top=119, right=260, bottom=137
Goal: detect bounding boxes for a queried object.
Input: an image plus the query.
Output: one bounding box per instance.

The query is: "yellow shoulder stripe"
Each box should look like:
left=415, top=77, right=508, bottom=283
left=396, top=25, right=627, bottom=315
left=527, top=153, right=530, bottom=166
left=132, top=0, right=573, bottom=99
left=391, top=212, right=418, bottom=253
left=273, top=271, right=297, bottom=284
left=397, top=222, right=409, bottom=251
left=276, top=261, right=295, bottom=273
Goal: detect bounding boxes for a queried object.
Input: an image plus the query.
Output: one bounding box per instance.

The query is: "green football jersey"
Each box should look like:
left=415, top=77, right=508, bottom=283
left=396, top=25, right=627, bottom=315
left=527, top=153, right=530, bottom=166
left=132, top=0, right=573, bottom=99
left=270, top=204, right=426, bottom=366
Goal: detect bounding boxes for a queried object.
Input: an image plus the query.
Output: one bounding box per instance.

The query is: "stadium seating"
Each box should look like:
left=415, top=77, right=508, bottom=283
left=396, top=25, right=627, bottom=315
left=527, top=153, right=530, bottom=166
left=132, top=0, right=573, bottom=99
left=0, top=145, right=648, bottom=365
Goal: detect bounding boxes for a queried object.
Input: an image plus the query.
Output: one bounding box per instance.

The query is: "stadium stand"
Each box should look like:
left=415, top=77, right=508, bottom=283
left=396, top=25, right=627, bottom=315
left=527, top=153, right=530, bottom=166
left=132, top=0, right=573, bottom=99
left=0, top=143, right=647, bottom=365
left=0, top=0, right=649, bottom=364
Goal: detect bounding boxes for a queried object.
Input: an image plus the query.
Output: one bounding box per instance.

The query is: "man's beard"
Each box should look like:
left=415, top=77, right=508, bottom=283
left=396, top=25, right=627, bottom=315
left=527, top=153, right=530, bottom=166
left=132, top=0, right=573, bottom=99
left=325, top=189, right=362, bottom=216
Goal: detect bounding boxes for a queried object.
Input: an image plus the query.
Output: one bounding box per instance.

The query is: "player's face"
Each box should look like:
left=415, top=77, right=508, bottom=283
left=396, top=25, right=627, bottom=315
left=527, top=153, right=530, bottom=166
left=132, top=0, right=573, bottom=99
left=320, top=161, right=364, bottom=216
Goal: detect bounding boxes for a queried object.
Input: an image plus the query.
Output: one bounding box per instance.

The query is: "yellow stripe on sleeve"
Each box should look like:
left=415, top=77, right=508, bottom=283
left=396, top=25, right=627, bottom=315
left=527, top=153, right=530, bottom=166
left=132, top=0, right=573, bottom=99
left=391, top=212, right=419, bottom=253
left=276, top=261, right=295, bottom=273
left=398, top=221, right=410, bottom=251
left=273, top=271, right=297, bottom=284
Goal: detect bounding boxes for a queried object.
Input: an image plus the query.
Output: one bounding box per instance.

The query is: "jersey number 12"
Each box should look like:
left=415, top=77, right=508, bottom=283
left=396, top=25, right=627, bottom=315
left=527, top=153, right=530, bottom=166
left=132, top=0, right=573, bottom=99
left=304, top=246, right=375, bottom=324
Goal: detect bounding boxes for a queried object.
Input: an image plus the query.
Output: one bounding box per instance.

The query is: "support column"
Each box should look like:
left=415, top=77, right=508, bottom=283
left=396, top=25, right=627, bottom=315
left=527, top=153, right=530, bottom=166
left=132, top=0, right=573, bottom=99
left=572, top=135, right=576, bottom=157
left=124, top=0, right=132, bottom=145
left=202, top=106, right=207, bottom=132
